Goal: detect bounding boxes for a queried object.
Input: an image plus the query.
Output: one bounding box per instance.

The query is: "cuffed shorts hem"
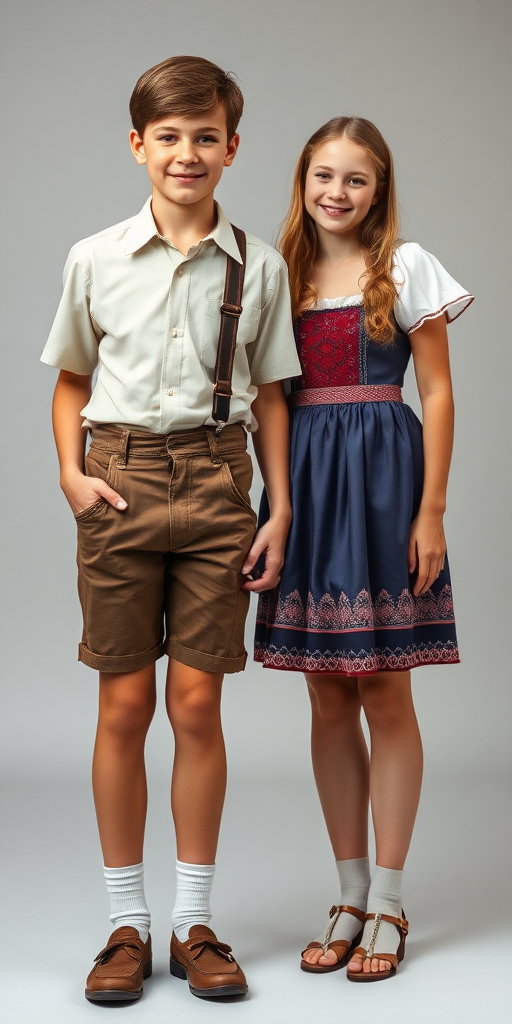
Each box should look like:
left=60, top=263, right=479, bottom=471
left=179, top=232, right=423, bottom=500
left=167, top=640, right=247, bottom=674
left=78, top=641, right=166, bottom=673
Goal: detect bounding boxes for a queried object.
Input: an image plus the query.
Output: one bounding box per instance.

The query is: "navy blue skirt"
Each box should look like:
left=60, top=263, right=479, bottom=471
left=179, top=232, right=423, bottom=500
left=254, top=400, right=459, bottom=675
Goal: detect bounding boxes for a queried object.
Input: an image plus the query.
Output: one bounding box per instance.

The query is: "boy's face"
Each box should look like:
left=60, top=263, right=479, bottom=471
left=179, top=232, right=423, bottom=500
left=130, top=106, right=239, bottom=208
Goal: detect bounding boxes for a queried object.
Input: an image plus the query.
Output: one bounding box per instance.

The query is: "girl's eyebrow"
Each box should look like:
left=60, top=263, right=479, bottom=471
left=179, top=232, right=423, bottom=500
left=312, top=164, right=369, bottom=176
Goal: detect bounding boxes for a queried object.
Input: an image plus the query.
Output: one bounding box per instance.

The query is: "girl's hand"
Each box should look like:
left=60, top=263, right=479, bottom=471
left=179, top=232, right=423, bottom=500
left=61, top=467, right=127, bottom=516
left=241, top=515, right=289, bottom=592
left=408, top=511, right=446, bottom=596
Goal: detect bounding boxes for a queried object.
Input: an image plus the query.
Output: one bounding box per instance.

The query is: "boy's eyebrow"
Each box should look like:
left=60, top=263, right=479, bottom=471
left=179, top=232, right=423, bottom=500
left=152, top=125, right=223, bottom=133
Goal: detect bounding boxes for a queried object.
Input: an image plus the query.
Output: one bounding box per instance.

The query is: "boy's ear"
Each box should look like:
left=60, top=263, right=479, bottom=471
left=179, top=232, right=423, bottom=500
left=224, top=133, right=240, bottom=168
left=130, top=129, right=146, bottom=164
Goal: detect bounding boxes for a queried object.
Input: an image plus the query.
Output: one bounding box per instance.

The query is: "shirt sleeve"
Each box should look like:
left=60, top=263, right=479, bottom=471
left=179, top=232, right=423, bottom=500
left=245, top=257, right=302, bottom=385
left=40, top=247, right=104, bottom=374
left=393, top=242, right=474, bottom=334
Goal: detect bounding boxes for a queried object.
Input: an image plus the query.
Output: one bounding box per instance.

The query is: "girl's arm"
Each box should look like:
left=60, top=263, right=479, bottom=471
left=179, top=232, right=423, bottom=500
left=52, top=369, right=127, bottom=514
left=409, top=314, right=454, bottom=596
left=241, top=380, right=292, bottom=592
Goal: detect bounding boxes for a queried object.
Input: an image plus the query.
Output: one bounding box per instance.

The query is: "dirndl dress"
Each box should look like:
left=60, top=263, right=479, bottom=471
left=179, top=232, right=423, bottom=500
left=254, top=242, right=473, bottom=675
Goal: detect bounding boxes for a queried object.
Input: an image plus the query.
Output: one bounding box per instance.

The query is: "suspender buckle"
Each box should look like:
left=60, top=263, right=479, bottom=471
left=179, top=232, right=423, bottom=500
left=220, top=302, right=243, bottom=317
left=214, top=420, right=226, bottom=436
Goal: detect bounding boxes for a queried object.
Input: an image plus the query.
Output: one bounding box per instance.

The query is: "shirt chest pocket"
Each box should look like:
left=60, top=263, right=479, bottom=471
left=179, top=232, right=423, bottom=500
left=202, top=297, right=261, bottom=370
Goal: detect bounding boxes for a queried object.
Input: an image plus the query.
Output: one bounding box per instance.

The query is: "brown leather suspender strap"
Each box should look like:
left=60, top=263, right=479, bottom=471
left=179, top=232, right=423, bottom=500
left=212, top=225, right=247, bottom=434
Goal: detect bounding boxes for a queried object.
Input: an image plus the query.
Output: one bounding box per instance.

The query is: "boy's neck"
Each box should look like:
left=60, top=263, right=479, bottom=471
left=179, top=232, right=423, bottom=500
left=151, top=190, right=218, bottom=256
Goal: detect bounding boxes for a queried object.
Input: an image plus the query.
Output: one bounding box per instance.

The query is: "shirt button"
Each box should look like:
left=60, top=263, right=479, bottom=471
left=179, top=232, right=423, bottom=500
left=171, top=328, right=178, bottom=338
left=167, top=388, right=174, bottom=397
left=177, top=268, right=183, bottom=276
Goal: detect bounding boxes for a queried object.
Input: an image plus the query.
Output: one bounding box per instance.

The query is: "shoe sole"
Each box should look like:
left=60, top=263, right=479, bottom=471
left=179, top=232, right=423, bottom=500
left=85, top=959, right=152, bottom=1001
left=170, top=957, right=248, bottom=998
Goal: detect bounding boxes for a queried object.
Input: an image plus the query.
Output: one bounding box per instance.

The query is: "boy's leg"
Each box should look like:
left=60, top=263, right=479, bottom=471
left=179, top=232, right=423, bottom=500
left=166, top=658, right=247, bottom=998
left=165, top=659, right=226, bottom=866
left=85, top=666, right=156, bottom=1002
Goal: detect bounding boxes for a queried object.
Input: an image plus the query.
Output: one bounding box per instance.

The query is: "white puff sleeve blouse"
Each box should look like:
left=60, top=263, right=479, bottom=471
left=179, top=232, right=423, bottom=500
left=392, top=242, right=473, bottom=334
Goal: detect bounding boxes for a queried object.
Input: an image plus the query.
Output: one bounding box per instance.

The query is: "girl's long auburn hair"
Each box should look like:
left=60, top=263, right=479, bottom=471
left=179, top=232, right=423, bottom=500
left=280, top=117, right=399, bottom=343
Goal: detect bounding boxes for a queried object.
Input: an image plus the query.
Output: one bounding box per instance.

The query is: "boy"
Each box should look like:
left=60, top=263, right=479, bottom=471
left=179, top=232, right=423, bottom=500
left=41, top=55, right=301, bottom=1002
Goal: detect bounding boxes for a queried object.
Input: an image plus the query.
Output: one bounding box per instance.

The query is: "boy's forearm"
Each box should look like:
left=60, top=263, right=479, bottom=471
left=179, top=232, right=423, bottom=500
left=250, top=381, right=291, bottom=521
left=52, top=370, right=92, bottom=484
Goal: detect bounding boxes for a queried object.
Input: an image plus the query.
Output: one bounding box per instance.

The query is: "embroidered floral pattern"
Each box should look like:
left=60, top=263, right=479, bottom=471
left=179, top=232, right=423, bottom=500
left=295, top=307, right=361, bottom=389
left=254, top=640, right=460, bottom=675
left=258, top=584, right=455, bottom=632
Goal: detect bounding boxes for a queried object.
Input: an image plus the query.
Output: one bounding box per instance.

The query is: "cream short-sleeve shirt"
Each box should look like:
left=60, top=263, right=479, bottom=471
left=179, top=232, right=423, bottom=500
left=41, top=199, right=302, bottom=432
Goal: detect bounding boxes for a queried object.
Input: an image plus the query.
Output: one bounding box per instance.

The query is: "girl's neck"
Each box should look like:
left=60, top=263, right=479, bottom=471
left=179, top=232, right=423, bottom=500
left=315, top=225, right=364, bottom=265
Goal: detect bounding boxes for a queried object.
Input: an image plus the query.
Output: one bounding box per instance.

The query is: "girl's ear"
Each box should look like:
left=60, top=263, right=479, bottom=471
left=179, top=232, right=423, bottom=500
left=371, top=183, right=385, bottom=206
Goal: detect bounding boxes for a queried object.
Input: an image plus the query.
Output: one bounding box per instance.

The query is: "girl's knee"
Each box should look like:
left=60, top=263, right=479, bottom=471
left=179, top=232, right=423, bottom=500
left=360, top=675, right=414, bottom=730
left=307, top=676, right=360, bottom=726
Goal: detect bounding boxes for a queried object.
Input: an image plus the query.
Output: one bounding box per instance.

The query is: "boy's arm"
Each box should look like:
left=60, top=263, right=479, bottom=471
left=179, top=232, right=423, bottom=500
left=53, top=369, right=127, bottom=514
left=241, top=381, right=291, bottom=592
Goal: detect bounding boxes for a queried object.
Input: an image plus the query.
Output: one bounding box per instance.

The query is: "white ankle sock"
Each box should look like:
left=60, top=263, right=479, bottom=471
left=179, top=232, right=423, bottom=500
left=171, top=860, right=215, bottom=943
left=103, top=862, right=151, bottom=943
left=359, top=865, right=403, bottom=956
left=315, top=857, right=370, bottom=947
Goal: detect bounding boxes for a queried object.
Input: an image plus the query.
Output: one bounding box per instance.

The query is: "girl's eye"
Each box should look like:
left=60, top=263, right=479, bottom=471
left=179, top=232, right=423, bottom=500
left=315, top=173, right=331, bottom=180
left=349, top=178, right=365, bottom=186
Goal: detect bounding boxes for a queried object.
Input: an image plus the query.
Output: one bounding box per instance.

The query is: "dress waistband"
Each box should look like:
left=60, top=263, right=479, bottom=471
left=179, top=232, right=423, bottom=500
left=289, top=385, right=403, bottom=407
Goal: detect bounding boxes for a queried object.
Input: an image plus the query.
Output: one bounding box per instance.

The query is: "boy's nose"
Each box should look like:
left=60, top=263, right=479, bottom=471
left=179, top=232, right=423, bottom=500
left=176, top=143, right=198, bottom=164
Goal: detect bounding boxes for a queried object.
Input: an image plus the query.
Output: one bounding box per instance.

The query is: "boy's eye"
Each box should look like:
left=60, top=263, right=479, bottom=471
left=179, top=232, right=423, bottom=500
left=197, top=135, right=218, bottom=143
left=159, top=135, right=177, bottom=143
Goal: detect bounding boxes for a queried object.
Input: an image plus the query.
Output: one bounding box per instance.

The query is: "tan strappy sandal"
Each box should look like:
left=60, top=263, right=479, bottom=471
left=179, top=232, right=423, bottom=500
left=301, top=905, right=366, bottom=973
left=346, top=910, right=409, bottom=982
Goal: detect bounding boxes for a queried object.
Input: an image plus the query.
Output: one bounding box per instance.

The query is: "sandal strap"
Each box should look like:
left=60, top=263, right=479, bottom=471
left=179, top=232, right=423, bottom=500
left=328, top=904, right=366, bottom=924
left=348, top=946, right=399, bottom=969
left=301, top=938, right=350, bottom=961
left=365, top=911, right=409, bottom=936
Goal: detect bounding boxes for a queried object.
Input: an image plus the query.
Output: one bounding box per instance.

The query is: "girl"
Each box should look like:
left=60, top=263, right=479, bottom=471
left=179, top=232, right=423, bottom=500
left=252, top=117, right=473, bottom=981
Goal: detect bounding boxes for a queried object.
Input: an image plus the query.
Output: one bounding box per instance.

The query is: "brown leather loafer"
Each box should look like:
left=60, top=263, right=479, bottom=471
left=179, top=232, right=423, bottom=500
left=170, top=925, right=248, bottom=998
left=85, top=926, right=152, bottom=1002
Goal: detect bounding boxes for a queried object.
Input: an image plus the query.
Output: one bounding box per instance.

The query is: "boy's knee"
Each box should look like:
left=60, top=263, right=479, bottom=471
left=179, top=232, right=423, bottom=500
left=169, top=682, right=221, bottom=738
left=100, top=690, right=156, bottom=740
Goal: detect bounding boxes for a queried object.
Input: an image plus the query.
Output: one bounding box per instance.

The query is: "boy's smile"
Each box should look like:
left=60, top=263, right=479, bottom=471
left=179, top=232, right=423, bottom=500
left=130, top=107, right=239, bottom=214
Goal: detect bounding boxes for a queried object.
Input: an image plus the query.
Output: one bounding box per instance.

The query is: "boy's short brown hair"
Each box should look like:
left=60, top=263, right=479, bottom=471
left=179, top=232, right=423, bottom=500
left=130, top=55, right=244, bottom=140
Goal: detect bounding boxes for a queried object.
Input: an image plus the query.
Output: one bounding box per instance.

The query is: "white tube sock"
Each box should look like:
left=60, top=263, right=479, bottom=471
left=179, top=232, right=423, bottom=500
left=359, top=865, right=403, bottom=956
left=171, top=860, right=215, bottom=943
left=314, top=857, right=370, bottom=947
left=103, top=862, right=151, bottom=943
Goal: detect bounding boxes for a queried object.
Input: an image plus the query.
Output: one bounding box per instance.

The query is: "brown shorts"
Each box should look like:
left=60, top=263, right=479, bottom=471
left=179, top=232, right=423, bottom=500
left=75, top=424, right=257, bottom=674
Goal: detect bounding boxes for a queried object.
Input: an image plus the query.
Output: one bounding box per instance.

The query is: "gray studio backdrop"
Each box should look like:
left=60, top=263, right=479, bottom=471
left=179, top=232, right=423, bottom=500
left=1, top=0, right=510, bottom=781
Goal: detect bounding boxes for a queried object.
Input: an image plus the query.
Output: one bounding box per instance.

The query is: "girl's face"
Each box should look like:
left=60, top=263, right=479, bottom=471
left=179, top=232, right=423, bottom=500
left=304, top=137, right=381, bottom=238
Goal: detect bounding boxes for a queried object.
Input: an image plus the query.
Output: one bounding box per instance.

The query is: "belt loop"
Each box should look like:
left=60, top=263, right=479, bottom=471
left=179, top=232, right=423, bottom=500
left=116, top=429, right=130, bottom=469
left=206, top=429, right=222, bottom=467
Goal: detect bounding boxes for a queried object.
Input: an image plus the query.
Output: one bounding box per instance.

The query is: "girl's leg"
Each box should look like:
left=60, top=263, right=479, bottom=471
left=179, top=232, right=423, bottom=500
left=93, top=665, right=157, bottom=866
left=348, top=670, right=423, bottom=975
left=302, top=674, right=370, bottom=967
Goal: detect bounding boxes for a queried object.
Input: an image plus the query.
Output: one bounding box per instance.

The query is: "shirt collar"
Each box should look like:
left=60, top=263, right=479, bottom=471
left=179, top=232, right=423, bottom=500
left=124, top=198, right=243, bottom=263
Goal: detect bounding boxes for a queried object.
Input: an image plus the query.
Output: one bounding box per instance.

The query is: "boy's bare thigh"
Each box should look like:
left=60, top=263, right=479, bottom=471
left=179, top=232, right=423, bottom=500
left=75, top=424, right=257, bottom=675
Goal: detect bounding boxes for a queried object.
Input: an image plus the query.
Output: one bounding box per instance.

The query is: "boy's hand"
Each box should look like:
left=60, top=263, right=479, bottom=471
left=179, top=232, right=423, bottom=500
left=61, top=467, right=127, bottom=516
left=241, top=515, right=290, bottom=592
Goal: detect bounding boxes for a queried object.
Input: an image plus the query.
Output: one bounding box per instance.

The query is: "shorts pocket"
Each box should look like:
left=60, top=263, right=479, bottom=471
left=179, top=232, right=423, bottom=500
left=74, top=451, right=117, bottom=524
left=221, top=451, right=256, bottom=520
